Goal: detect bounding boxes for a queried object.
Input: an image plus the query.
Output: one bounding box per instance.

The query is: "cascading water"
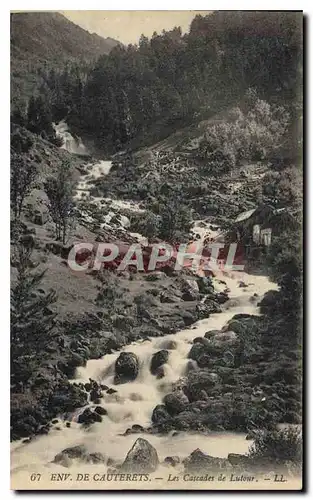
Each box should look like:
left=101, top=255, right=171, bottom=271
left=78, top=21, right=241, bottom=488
left=11, top=266, right=278, bottom=482
left=10, top=151, right=279, bottom=485
left=53, top=120, right=89, bottom=155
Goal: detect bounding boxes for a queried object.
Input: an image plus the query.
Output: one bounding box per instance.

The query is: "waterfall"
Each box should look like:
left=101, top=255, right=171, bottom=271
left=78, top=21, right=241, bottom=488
left=53, top=120, right=89, bottom=155
left=10, top=146, right=280, bottom=483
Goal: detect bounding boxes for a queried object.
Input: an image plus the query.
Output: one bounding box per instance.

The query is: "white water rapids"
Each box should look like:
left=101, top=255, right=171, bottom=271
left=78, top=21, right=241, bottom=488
left=11, top=270, right=277, bottom=482
left=11, top=123, right=279, bottom=484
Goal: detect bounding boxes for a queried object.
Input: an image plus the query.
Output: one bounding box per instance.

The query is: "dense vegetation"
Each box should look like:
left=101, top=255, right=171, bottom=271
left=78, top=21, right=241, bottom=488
left=11, top=12, right=120, bottom=107
left=12, top=11, right=302, bottom=157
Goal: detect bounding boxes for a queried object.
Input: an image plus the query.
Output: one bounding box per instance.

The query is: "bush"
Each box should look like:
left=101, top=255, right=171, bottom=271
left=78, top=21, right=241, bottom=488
left=248, top=427, right=302, bottom=466
left=131, top=211, right=160, bottom=241
left=11, top=130, right=33, bottom=153
left=198, top=99, right=289, bottom=174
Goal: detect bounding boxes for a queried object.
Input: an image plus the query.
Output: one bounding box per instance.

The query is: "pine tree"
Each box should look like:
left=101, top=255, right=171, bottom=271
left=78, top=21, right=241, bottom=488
left=11, top=238, right=57, bottom=358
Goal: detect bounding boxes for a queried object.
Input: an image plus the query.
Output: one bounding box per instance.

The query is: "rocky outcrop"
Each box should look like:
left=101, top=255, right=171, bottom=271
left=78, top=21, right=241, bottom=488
left=114, top=352, right=139, bottom=384
left=121, top=438, right=159, bottom=473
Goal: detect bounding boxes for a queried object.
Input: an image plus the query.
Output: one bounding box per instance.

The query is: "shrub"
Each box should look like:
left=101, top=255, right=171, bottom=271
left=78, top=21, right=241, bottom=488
left=248, top=427, right=302, bottom=466
left=198, top=99, right=290, bottom=174
left=131, top=211, right=160, bottom=241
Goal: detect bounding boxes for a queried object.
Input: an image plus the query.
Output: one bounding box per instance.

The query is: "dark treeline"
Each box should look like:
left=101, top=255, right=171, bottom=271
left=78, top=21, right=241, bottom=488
left=12, top=11, right=302, bottom=153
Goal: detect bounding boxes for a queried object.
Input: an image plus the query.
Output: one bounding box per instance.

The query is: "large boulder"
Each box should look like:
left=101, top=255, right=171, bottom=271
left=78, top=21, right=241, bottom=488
left=227, top=453, right=251, bottom=467
left=196, top=302, right=220, bottom=319
left=121, top=438, right=159, bottom=473
left=150, top=350, right=169, bottom=376
left=202, top=297, right=222, bottom=313
left=59, top=352, right=86, bottom=378
left=197, top=277, right=214, bottom=295
left=181, top=279, right=200, bottom=301
left=192, top=337, right=211, bottom=347
left=223, top=317, right=255, bottom=336
left=114, top=352, right=139, bottom=384
left=204, top=329, right=222, bottom=339
left=53, top=445, right=88, bottom=467
left=77, top=407, right=103, bottom=425
left=151, top=404, right=171, bottom=424
left=188, top=343, right=206, bottom=364
left=259, top=290, right=281, bottom=314
left=163, top=392, right=189, bottom=416
left=53, top=445, right=106, bottom=468
left=183, top=448, right=228, bottom=472
left=171, top=411, right=200, bottom=431
left=190, top=330, right=240, bottom=365
left=185, top=371, right=219, bottom=402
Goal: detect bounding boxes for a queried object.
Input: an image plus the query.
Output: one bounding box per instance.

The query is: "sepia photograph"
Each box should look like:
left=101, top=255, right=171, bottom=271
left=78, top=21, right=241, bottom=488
left=10, top=9, right=303, bottom=490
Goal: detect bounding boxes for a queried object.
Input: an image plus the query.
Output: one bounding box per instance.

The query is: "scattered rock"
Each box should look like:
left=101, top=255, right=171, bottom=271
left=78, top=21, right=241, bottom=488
left=77, top=407, right=102, bottom=425
left=94, top=406, right=107, bottom=416
left=107, top=388, right=117, bottom=395
left=164, top=456, right=180, bottom=467
left=90, top=388, right=103, bottom=403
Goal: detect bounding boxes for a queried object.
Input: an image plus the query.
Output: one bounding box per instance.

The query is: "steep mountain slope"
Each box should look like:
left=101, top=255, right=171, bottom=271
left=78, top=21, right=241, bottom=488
left=11, top=12, right=121, bottom=104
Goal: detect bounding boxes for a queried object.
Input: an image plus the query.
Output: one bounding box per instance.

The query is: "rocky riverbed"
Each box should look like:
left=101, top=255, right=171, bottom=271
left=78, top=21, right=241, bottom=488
left=11, top=125, right=302, bottom=488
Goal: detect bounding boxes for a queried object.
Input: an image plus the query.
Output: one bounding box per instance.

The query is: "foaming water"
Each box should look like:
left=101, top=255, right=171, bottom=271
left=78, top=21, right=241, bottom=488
left=53, top=121, right=89, bottom=155
left=11, top=270, right=277, bottom=480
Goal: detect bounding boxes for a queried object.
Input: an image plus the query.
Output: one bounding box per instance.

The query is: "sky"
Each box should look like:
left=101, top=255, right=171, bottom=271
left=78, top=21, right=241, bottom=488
left=61, top=11, right=211, bottom=45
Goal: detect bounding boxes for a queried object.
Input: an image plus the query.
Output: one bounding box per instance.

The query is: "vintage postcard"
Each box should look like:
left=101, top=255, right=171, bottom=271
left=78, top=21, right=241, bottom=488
left=10, top=10, right=303, bottom=490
